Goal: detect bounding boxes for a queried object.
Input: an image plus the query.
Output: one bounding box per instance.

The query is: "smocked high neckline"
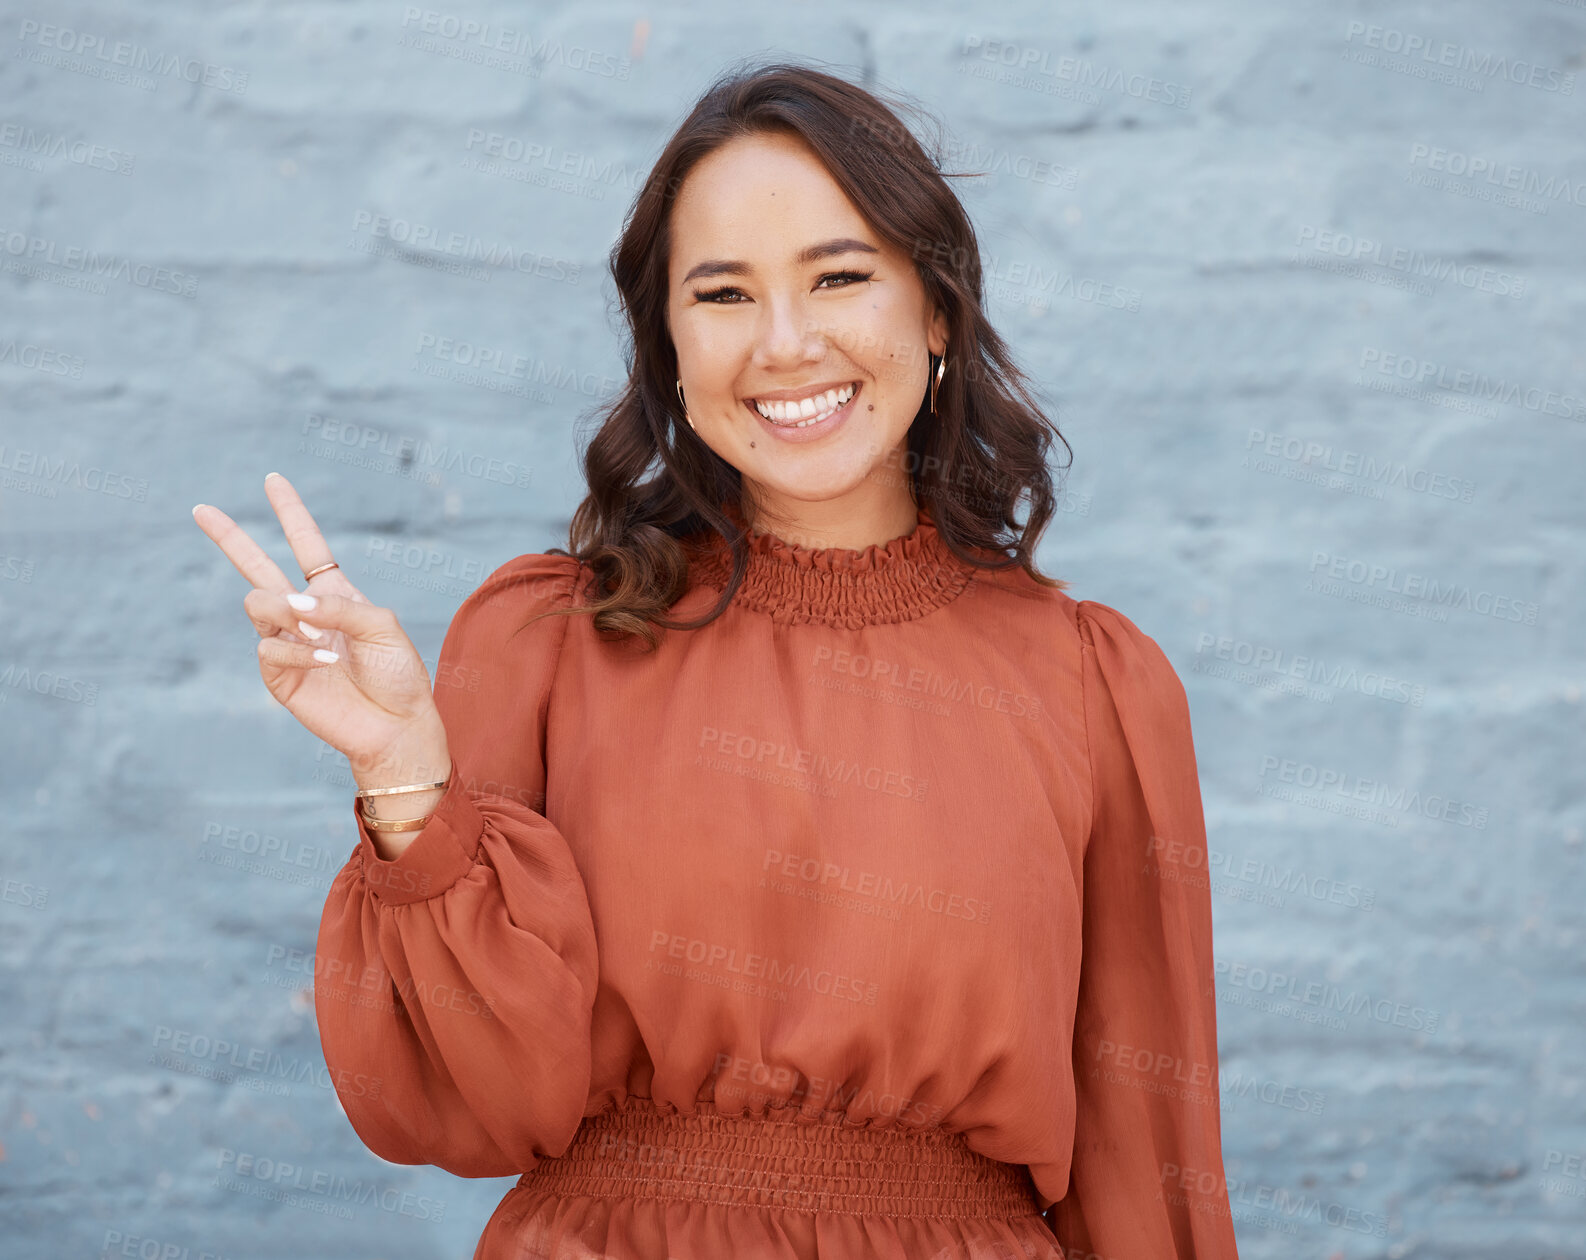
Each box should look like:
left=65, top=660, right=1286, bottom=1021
left=686, top=500, right=977, bottom=628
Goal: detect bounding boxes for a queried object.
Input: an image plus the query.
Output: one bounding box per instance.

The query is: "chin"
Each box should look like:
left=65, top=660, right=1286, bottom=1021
left=739, top=463, right=882, bottom=506
left=741, top=440, right=906, bottom=495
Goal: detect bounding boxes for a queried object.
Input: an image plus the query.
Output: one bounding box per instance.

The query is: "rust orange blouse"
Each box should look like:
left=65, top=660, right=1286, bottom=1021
left=314, top=500, right=1241, bottom=1259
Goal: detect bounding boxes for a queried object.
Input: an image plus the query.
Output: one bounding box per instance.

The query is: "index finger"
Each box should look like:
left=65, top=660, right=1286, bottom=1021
left=191, top=502, right=296, bottom=593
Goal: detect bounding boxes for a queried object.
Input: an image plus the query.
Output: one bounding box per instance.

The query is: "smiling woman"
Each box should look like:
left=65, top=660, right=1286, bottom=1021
left=544, top=58, right=1081, bottom=646
left=239, top=56, right=1249, bottom=1260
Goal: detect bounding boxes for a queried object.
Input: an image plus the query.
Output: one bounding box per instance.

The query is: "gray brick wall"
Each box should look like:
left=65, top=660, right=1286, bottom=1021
left=2, top=3, right=1582, bottom=1256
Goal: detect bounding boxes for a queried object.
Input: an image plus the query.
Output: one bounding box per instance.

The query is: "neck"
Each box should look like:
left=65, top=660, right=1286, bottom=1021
left=738, top=479, right=920, bottom=554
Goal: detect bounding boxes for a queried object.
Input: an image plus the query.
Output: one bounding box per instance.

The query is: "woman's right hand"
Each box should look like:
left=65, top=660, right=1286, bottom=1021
left=192, top=472, right=450, bottom=791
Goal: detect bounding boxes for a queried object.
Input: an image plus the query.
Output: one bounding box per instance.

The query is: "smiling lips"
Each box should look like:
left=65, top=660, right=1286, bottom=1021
left=748, top=381, right=861, bottom=428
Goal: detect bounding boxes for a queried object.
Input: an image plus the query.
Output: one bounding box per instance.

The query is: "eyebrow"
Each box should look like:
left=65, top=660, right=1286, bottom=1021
left=681, top=237, right=880, bottom=285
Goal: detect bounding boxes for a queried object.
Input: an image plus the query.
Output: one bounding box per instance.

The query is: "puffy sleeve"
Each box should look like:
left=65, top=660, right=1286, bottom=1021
left=1046, top=600, right=1240, bottom=1258
left=313, top=552, right=599, bottom=1178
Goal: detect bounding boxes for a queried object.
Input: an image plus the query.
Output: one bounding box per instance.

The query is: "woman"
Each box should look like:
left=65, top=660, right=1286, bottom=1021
left=193, top=61, right=1240, bottom=1260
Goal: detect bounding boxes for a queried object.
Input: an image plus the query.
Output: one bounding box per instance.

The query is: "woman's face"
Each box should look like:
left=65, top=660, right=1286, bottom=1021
left=666, top=131, right=947, bottom=523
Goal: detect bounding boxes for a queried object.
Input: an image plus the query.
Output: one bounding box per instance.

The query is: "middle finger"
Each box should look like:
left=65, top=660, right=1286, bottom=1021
left=263, top=472, right=338, bottom=584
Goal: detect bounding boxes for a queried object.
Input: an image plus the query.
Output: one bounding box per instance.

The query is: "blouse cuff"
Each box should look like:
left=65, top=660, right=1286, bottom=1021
left=352, top=756, right=485, bottom=906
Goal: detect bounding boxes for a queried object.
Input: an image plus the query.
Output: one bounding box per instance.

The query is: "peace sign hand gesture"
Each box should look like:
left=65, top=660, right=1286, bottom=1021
left=192, top=472, right=450, bottom=793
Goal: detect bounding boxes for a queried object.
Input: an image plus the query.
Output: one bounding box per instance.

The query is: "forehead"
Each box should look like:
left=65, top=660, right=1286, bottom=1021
left=668, top=133, right=875, bottom=283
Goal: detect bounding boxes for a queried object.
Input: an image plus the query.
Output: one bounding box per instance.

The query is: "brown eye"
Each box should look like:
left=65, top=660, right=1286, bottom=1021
left=816, top=270, right=875, bottom=289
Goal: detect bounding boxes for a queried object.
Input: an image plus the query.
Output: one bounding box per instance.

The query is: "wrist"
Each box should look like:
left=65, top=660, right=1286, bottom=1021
left=360, top=785, right=448, bottom=823
left=350, top=718, right=452, bottom=796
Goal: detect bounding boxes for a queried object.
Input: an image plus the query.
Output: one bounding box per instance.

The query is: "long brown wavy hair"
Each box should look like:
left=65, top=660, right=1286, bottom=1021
left=532, top=56, right=1072, bottom=650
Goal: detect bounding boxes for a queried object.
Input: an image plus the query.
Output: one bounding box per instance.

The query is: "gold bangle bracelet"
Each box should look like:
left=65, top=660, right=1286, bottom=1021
left=356, top=777, right=449, bottom=833
left=361, top=810, right=436, bottom=833
left=355, top=779, right=449, bottom=799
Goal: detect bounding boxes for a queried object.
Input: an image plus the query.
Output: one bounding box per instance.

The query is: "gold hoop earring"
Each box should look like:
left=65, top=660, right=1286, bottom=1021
left=676, top=379, right=696, bottom=432
left=930, top=345, right=948, bottom=415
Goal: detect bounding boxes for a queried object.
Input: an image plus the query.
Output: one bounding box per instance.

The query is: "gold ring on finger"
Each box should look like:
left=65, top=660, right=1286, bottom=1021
left=303, top=561, right=339, bottom=581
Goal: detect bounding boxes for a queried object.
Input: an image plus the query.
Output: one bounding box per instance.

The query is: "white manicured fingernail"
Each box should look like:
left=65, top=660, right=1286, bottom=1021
left=287, top=593, right=316, bottom=611
left=313, top=648, right=338, bottom=663
left=297, top=620, right=323, bottom=641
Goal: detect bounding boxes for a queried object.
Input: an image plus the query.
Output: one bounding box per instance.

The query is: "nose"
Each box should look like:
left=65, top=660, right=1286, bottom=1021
left=750, top=293, right=827, bottom=373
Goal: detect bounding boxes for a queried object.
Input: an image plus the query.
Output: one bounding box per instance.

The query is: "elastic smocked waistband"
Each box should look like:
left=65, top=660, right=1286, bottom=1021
left=515, top=1098, right=1045, bottom=1219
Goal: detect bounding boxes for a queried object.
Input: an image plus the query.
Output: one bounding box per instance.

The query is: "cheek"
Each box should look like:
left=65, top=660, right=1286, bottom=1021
left=694, top=319, right=755, bottom=364
left=845, top=301, right=922, bottom=376
left=673, top=323, right=741, bottom=388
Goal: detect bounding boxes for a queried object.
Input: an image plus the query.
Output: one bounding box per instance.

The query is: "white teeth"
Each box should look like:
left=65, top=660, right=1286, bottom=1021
left=752, top=383, right=857, bottom=427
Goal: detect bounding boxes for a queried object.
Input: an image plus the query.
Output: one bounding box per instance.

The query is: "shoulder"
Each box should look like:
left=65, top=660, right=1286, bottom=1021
left=443, top=551, right=589, bottom=653
left=1073, top=598, right=1172, bottom=666
left=963, top=565, right=1181, bottom=679
left=958, top=558, right=1077, bottom=630
left=959, top=566, right=1144, bottom=650
left=1068, top=597, right=1196, bottom=769
left=1074, top=597, right=1186, bottom=698
left=466, top=551, right=587, bottom=612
